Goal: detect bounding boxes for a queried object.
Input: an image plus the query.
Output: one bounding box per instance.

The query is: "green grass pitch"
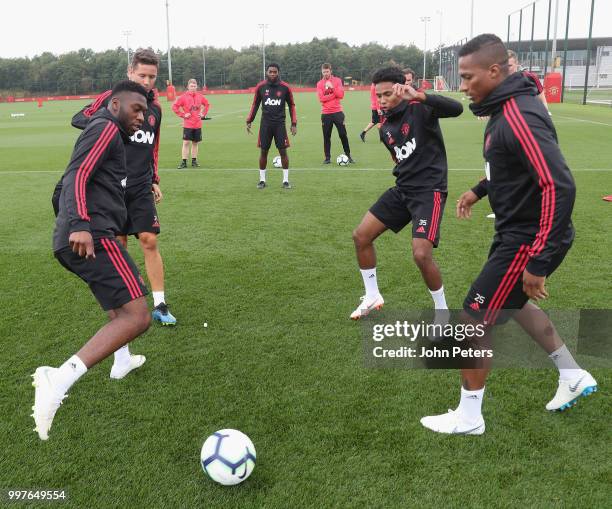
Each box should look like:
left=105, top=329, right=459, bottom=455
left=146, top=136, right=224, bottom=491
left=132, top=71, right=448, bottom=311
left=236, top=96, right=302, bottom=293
left=0, top=91, right=610, bottom=508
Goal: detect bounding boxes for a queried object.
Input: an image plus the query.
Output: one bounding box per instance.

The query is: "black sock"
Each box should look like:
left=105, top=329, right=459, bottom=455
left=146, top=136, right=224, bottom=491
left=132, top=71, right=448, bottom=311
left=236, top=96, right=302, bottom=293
left=182, top=159, right=187, bottom=164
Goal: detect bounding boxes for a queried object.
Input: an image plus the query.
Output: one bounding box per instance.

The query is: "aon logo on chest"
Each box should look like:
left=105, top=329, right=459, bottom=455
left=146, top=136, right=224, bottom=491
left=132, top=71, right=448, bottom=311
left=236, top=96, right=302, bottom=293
left=394, top=138, right=417, bottom=162
left=130, top=130, right=155, bottom=144
left=264, top=98, right=282, bottom=106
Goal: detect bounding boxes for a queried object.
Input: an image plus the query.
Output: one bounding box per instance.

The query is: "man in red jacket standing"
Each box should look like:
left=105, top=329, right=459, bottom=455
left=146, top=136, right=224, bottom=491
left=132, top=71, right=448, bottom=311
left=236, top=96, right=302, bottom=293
left=172, top=79, right=210, bottom=168
left=317, top=63, right=354, bottom=164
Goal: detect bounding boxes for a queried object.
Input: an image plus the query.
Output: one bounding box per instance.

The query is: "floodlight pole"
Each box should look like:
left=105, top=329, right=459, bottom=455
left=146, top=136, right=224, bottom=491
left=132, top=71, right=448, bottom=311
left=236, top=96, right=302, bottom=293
left=165, top=0, right=173, bottom=84
left=544, top=0, right=552, bottom=74
left=561, top=0, right=571, bottom=102
left=551, top=0, right=560, bottom=71
left=582, top=0, right=596, bottom=105
left=437, top=10, right=443, bottom=78
left=470, top=0, right=474, bottom=39
left=122, top=30, right=132, bottom=67
left=529, top=2, right=536, bottom=71
left=420, top=17, right=431, bottom=82
left=507, top=14, right=511, bottom=44
left=518, top=8, right=523, bottom=56
left=202, top=44, right=206, bottom=88
left=258, top=24, right=268, bottom=81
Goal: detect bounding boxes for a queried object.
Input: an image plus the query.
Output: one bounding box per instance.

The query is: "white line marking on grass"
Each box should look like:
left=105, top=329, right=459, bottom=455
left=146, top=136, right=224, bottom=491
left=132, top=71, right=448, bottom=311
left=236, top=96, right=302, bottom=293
left=555, top=115, right=612, bottom=127
left=2, top=168, right=611, bottom=174
left=157, top=167, right=612, bottom=173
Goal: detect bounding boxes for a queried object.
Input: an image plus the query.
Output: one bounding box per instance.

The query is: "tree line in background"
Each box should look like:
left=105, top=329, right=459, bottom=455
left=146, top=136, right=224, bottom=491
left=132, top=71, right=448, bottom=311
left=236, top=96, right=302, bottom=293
left=0, top=38, right=439, bottom=96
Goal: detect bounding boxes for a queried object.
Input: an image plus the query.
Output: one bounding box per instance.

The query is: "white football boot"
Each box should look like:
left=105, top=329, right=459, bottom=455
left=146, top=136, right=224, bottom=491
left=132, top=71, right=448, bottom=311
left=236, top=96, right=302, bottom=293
left=110, top=354, right=146, bottom=380
left=350, top=294, right=384, bottom=320
left=420, top=409, right=485, bottom=435
left=545, top=370, right=598, bottom=411
left=31, top=366, right=67, bottom=441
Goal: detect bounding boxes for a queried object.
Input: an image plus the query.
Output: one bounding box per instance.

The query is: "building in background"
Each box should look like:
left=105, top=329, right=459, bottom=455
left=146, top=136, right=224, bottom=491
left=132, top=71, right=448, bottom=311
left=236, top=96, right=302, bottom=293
left=440, top=36, right=612, bottom=100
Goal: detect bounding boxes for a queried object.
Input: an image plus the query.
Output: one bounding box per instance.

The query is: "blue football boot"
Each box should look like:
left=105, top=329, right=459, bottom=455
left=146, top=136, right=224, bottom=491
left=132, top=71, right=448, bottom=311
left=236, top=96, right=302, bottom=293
left=152, top=303, right=177, bottom=326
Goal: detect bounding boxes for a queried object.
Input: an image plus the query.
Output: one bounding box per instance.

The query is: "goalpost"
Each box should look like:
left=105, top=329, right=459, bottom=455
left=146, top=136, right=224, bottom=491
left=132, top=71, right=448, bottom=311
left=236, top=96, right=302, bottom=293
left=417, top=78, right=448, bottom=91
left=433, top=76, right=450, bottom=92
left=585, top=46, right=612, bottom=106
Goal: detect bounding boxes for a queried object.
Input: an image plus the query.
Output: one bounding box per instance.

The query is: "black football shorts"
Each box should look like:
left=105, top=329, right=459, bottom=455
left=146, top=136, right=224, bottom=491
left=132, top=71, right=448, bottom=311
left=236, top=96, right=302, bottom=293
left=121, top=185, right=160, bottom=236
left=183, top=128, right=202, bottom=142
left=463, top=231, right=573, bottom=325
left=369, top=186, right=447, bottom=246
left=55, top=238, right=148, bottom=311
left=258, top=122, right=289, bottom=150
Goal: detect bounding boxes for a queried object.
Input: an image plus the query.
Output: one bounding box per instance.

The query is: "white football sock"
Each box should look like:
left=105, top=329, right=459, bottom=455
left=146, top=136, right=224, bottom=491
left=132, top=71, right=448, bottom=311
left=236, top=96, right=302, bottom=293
left=456, top=386, right=484, bottom=423
left=259, top=170, right=266, bottom=182
left=52, top=355, right=87, bottom=395
left=549, top=344, right=582, bottom=380
left=152, top=291, right=165, bottom=307
left=429, top=286, right=448, bottom=309
left=113, top=345, right=131, bottom=367
left=360, top=268, right=380, bottom=298
left=282, top=169, right=289, bottom=183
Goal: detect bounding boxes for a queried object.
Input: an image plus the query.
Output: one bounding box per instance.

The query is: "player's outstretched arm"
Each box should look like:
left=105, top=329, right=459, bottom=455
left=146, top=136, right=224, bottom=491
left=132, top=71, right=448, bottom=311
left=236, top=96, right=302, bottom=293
left=71, top=90, right=112, bottom=130
left=422, top=94, right=464, bottom=118
left=390, top=84, right=462, bottom=117
left=71, top=107, right=92, bottom=130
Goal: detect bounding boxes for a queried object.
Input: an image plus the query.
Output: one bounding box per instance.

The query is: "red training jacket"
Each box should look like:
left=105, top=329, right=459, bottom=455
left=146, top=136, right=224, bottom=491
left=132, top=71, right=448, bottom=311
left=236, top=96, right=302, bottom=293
left=316, top=76, right=345, bottom=114
left=172, top=91, right=210, bottom=129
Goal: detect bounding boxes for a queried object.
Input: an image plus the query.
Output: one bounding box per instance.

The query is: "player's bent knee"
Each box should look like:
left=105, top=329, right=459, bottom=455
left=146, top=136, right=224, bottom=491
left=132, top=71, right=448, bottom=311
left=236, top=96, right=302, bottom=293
left=138, top=233, right=158, bottom=251
left=352, top=228, right=372, bottom=247
left=132, top=298, right=152, bottom=333
left=412, top=248, right=433, bottom=267
left=121, top=297, right=151, bottom=334
left=141, top=310, right=152, bottom=332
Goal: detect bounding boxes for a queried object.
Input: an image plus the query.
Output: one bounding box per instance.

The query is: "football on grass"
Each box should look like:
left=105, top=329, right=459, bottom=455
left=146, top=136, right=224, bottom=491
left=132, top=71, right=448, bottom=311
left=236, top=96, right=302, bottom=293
left=336, top=154, right=349, bottom=166
left=201, top=429, right=256, bottom=485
